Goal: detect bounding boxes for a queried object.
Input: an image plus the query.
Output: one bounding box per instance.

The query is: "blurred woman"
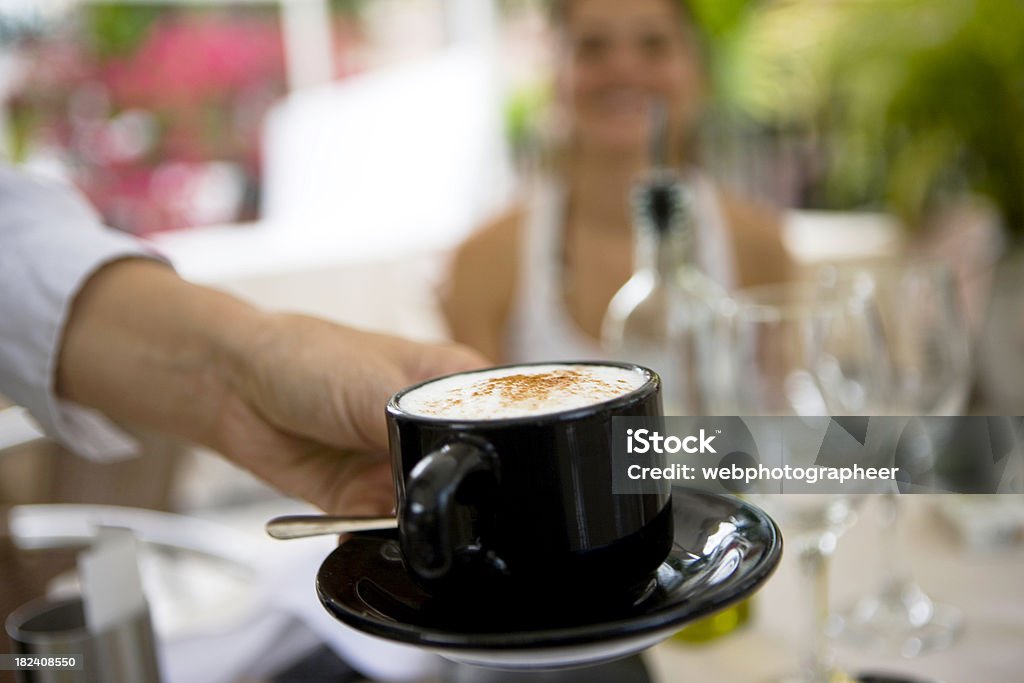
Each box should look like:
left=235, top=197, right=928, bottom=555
left=443, top=0, right=791, bottom=362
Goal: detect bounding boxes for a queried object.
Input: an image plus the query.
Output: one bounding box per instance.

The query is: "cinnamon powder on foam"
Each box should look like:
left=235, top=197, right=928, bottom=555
left=422, top=369, right=634, bottom=418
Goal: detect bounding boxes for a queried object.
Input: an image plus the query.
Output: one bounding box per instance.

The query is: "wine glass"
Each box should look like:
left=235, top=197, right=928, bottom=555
left=829, top=261, right=971, bottom=657
left=708, top=281, right=889, bottom=683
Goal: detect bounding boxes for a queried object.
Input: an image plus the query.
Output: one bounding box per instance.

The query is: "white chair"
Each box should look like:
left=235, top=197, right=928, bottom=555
left=260, top=46, right=512, bottom=260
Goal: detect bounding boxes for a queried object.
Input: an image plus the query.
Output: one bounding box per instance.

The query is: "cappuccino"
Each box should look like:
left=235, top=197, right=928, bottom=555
left=398, top=363, right=649, bottom=420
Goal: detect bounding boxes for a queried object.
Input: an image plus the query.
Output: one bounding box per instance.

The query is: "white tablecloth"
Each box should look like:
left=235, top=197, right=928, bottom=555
left=646, top=496, right=1024, bottom=683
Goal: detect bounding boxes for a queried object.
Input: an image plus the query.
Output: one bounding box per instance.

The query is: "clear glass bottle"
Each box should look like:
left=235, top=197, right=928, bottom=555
left=603, top=169, right=750, bottom=641
left=601, top=170, right=720, bottom=415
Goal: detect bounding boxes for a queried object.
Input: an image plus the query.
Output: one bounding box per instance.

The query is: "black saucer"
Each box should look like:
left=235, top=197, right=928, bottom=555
left=316, top=489, right=782, bottom=669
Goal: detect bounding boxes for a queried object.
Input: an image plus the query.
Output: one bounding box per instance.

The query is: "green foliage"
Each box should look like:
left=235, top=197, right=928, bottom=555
left=329, top=0, right=367, bottom=18
left=505, top=79, right=551, bottom=156
left=82, top=5, right=166, bottom=60
left=685, top=0, right=757, bottom=40
left=720, top=0, right=1024, bottom=232
left=683, top=0, right=762, bottom=107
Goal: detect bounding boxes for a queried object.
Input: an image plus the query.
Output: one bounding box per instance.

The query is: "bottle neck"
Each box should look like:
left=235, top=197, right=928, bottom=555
left=632, top=179, right=696, bottom=279
left=626, top=174, right=700, bottom=280
left=635, top=224, right=693, bottom=279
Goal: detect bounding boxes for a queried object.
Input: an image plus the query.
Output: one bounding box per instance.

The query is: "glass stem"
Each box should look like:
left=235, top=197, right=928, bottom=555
left=800, top=539, right=833, bottom=682
left=877, top=493, right=909, bottom=598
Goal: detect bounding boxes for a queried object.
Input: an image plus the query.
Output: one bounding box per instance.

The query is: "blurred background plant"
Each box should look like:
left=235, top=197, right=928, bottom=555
left=695, top=0, right=1024, bottom=236
left=6, top=6, right=284, bottom=233
left=2, top=2, right=370, bottom=235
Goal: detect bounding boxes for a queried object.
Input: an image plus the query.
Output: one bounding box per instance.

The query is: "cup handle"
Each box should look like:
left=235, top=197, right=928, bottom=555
left=401, top=440, right=500, bottom=581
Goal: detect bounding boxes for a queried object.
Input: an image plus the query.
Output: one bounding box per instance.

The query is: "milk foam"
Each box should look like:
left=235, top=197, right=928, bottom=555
left=398, top=364, right=649, bottom=420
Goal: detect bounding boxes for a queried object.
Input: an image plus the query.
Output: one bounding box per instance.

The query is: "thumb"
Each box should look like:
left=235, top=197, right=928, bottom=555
left=404, top=341, right=489, bottom=384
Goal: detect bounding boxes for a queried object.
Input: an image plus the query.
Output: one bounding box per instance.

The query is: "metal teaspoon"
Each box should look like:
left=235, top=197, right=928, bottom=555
left=265, top=515, right=397, bottom=540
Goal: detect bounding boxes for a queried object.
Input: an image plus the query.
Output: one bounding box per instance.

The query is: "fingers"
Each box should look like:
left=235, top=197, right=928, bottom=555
left=212, top=387, right=391, bottom=511
left=328, top=339, right=487, bottom=451
left=328, top=359, right=406, bottom=452
left=323, top=455, right=396, bottom=516
left=223, top=314, right=490, bottom=506
left=408, top=341, right=489, bottom=383
left=220, top=403, right=395, bottom=515
left=290, top=446, right=395, bottom=516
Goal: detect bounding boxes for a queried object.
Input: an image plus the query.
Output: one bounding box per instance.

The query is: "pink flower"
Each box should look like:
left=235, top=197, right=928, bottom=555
left=104, top=16, right=285, bottom=110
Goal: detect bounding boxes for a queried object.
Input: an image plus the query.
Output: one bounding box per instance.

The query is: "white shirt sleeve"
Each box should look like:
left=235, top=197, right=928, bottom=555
left=0, top=165, right=168, bottom=462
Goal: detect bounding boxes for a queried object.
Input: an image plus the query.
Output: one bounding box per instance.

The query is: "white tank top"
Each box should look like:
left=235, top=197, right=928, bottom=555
left=503, top=172, right=736, bottom=364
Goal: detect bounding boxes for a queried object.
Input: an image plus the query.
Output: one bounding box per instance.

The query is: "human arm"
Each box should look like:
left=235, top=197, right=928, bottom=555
left=720, top=191, right=795, bottom=287
left=0, top=166, right=169, bottom=460
left=440, top=207, right=523, bottom=363
left=56, top=259, right=484, bottom=514
left=0, top=166, right=484, bottom=514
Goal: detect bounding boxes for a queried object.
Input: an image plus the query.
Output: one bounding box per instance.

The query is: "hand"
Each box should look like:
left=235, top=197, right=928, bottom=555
left=58, top=259, right=486, bottom=514
left=216, top=314, right=485, bottom=513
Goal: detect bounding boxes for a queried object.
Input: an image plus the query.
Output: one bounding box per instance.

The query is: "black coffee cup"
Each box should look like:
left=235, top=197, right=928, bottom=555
left=386, top=361, right=672, bottom=602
